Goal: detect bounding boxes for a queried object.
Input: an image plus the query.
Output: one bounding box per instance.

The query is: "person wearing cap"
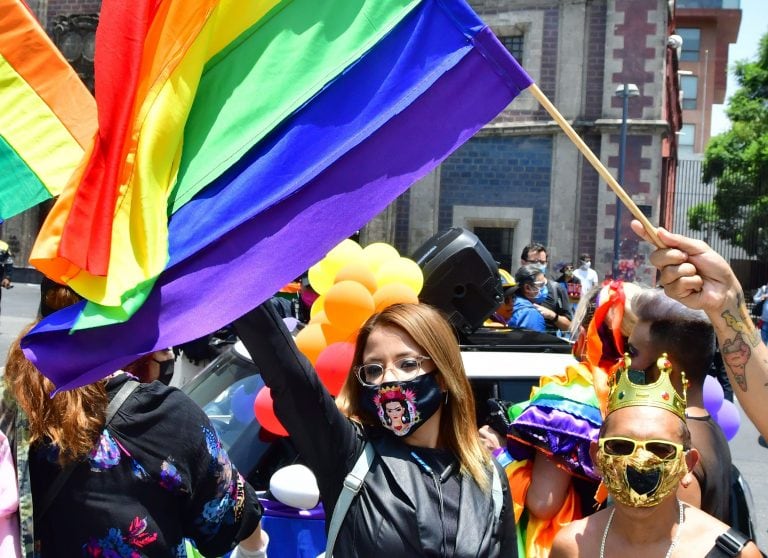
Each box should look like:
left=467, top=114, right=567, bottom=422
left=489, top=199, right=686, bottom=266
left=487, top=269, right=515, bottom=326
left=550, top=354, right=760, bottom=558
left=507, top=265, right=547, bottom=332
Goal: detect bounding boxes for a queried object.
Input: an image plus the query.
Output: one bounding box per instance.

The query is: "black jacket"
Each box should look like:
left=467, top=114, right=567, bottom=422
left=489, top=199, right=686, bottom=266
left=235, top=305, right=517, bottom=557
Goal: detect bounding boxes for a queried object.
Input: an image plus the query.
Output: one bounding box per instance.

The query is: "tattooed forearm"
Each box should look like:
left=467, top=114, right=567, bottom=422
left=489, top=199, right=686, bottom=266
left=722, top=309, right=760, bottom=348
left=721, top=333, right=750, bottom=391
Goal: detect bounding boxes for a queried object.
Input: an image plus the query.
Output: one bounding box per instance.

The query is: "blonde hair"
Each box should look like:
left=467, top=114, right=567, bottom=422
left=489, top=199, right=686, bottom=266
left=335, top=303, right=492, bottom=490
left=4, top=324, right=108, bottom=465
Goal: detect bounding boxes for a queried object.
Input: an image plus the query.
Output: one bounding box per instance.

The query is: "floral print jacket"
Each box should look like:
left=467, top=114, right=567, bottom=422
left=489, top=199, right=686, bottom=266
left=0, top=374, right=262, bottom=557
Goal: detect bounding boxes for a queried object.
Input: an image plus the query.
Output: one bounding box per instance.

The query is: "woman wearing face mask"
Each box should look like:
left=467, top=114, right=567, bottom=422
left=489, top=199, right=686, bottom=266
left=506, top=265, right=548, bottom=332
left=0, top=281, right=267, bottom=558
left=234, top=302, right=517, bottom=557
left=124, top=348, right=176, bottom=385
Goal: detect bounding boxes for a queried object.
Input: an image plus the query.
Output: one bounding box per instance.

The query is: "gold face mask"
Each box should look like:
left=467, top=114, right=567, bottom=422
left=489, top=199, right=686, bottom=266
left=596, top=441, right=688, bottom=508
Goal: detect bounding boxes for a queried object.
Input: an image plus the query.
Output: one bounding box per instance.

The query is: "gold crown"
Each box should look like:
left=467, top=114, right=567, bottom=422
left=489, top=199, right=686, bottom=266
left=607, top=353, right=688, bottom=421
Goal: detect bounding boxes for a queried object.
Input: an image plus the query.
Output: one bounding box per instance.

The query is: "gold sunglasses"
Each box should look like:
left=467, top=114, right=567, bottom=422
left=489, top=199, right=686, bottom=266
left=599, top=436, right=684, bottom=461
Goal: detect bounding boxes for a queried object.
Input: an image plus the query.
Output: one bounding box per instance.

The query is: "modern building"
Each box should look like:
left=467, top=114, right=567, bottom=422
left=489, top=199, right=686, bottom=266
left=671, top=1, right=753, bottom=286
left=675, top=0, right=741, bottom=156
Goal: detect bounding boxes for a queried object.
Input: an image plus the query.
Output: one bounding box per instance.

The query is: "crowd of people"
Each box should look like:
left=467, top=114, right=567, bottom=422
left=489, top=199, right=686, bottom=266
left=491, top=244, right=601, bottom=337
left=0, top=224, right=765, bottom=557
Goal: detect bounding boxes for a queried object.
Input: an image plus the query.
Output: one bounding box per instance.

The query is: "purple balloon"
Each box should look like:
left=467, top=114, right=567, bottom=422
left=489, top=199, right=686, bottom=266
left=714, top=399, right=740, bottom=441
left=703, top=375, right=725, bottom=415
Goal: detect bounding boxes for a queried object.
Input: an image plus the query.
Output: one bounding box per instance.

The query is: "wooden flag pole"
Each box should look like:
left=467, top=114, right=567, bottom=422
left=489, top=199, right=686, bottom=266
left=527, top=83, right=666, bottom=249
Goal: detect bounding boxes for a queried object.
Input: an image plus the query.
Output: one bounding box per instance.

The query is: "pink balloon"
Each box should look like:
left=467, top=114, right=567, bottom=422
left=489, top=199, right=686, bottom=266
left=254, top=387, right=288, bottom=437
left=714, top=399, right=740, bottom=441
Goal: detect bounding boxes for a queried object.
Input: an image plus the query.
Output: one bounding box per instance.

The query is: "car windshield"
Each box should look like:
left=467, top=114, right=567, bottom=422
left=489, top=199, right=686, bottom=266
left=183, top=349, right=302, bottom=490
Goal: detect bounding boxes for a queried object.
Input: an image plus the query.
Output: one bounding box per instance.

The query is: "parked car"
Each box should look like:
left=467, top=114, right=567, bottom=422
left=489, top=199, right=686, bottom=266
left=181, top=327, right=576, bottom=558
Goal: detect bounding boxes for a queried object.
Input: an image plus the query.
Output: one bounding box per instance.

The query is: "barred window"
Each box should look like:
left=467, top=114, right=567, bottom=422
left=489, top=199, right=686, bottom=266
left=499, top=35, right=524, bottom=63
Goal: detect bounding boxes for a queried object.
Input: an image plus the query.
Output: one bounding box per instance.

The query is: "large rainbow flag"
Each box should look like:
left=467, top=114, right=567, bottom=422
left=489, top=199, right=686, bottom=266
left=22, top=0, right=534, bottom=390
left=0, top=0, right=97, bottom=220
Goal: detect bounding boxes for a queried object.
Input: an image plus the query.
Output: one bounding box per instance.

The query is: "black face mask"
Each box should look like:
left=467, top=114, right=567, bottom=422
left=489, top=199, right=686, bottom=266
left=626, top=465, right=662, bottom=495
left=155, top=359, right=175, bottom=385
left=359, top=373, right=443, bottom=437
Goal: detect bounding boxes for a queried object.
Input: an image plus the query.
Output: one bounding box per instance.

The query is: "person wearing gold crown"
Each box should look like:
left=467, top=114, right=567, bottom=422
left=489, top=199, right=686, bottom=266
left=478, top=280, right=644, bottom=558
left=550, top=354, right=761, bottom=558
left=627, top=288, right=732, bottom=523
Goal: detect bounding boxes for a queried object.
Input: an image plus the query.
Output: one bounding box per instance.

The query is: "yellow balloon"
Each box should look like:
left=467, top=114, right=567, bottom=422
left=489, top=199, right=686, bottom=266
left=375, top=257, right=424, bottom=295
left=324, top=239, right=363, bottom=278
left=310, top=295, right=326, bottom=319
left=360, top=243, right=400, bottom=274
left=308, top=261, right=335, bottom=295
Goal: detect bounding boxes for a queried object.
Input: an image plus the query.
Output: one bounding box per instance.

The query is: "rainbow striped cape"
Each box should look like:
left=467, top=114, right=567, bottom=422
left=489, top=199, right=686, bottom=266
left=22, top=0, right=534, bottom=390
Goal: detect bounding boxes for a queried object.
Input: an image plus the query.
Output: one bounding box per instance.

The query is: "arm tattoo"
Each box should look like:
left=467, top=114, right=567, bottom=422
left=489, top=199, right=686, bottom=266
left=721, top=310, right=756, bottom=391
left=723, top=309, right=760, bottom=348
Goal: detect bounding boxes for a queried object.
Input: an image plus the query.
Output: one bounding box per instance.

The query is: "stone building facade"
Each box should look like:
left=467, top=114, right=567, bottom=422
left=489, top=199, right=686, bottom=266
left=364, top=0, right=682, bottom=285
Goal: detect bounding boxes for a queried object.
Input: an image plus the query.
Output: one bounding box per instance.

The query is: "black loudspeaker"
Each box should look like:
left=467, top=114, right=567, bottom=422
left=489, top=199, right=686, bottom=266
left=411, top=228, right=503, bottom=334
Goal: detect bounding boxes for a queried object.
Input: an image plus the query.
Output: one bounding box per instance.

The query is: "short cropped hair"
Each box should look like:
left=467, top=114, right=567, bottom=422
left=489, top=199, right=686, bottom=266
left=520, top=243, right=547, bottom=261
left=634, top=289, right=715, bottom=385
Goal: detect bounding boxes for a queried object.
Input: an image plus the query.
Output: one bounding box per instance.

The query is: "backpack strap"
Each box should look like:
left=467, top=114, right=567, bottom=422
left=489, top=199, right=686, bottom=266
left=491, top=460, right=502, bottom=521
left=37, top=380, right=140, bottom=521
left=323, top=441, right=375, bottom=558
left=714, top=528, right=750, bottom=557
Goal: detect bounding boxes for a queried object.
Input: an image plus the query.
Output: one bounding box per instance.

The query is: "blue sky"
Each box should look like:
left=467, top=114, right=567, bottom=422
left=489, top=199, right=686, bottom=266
left=710, top=0, right=765, bottom=135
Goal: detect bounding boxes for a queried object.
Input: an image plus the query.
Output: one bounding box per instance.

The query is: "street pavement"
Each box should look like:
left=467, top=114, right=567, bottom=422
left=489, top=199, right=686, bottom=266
left=1, top=282, right=767, bottom=547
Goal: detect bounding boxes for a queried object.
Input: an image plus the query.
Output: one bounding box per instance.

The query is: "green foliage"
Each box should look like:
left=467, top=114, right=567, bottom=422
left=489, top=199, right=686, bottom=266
left=700, top=32, right=768, bottom=258
left=687, top=202, right=718, bottom=231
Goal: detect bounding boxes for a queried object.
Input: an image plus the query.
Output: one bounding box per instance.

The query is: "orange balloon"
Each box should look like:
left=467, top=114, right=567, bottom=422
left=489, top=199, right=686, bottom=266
left=334, top=262, right=378, bottom=294
left=294, top=323, right=328, bottom=364
left=324, top=280, right=376, bottom=333
left=373, top=282, right=419, bottom=312
left=320, top=319, right=356, bottom=345
left=311, top=311, right=355, bottom=344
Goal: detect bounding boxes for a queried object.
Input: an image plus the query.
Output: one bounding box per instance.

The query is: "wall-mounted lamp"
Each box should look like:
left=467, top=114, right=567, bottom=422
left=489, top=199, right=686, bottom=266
left=667, top=34, right=683, bottom=49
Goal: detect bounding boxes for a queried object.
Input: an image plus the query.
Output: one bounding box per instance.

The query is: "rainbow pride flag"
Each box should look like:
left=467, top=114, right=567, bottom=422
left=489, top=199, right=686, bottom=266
left=31, top=0, right=422, bottom=321
left=23, top=0, right=534, bottom=390
left=0, top=0, right=97, bottom=220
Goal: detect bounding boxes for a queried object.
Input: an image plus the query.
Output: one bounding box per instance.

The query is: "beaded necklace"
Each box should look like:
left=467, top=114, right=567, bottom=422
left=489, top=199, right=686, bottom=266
left=599, top=499, right=684, bottom=558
